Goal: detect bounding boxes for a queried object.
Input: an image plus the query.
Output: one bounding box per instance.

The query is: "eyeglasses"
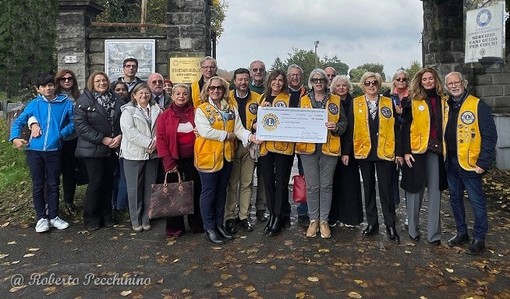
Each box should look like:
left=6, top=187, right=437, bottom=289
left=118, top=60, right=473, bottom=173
left=124, top=64, right=137, bottom=68
left=363, top=80, right=378, bottom=87
left=151, top=80, right=163, bottom=85
left=208, top=85, right=224, bottom=91
left=311, top=78, right=326, bottom=84
left=60, top=77, right=73, bottom=82
left=395, top=77, right=407, bottom=82
left=447, top=81, right=462, bottom=87
left=251, top=68, right=265, bottom=73
left=201, top=65, right=216, bottom=69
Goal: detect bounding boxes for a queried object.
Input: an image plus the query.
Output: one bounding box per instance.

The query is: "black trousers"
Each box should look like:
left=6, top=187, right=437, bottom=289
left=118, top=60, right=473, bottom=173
left=258, top=152, right=293, bottom=216
left=82, top=156, right=117, bottom=227
left=61, top=138, right=78, bottom=204
left=358, top=160, right=396, bottom=227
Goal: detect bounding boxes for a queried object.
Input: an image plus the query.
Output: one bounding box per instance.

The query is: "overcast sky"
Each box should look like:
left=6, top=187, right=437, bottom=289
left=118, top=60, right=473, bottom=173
left=216, top=0, right=423, bottom=79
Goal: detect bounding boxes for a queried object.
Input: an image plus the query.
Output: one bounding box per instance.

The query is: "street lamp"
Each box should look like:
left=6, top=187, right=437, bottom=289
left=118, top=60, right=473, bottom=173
left=314, top=40, right=320, bottom=68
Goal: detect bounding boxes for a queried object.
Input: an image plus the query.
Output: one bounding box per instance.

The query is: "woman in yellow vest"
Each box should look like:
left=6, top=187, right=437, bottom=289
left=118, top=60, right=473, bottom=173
left=194, top=76, right=259, bottom=245
left=257, top=69, right=294, bottom=237
left=401, top=67, right=448, bottom=245
left=295, top=69, right=347, bottom=239
left=443, top=71, right=497, bottom=255
left=341, top=72, right=401, bottom=243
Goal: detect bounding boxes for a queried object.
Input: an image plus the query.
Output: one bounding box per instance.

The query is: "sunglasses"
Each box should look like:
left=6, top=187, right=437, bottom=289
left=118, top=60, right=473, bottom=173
left=363, top=80, right=378, bottom=87
left=311, top=78, right=326, bottom=84
left=60, top=77, right=73, bottom=82
left=395, top=78, right=407, bottom=82
left=208, top=85, right=224, bottom=91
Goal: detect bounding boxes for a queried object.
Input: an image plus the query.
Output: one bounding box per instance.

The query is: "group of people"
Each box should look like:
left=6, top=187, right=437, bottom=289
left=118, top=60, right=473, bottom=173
left=9, top=56, right=497, bottom=255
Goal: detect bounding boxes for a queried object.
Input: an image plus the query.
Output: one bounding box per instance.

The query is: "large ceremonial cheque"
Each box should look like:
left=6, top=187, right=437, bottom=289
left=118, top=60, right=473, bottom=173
left=256, top=107, right=327, bottom=143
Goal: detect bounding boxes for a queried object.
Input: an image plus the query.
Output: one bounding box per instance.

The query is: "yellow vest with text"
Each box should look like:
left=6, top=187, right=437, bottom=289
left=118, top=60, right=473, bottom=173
left=409, top=95, right=449, bottom=154
left=295, top=94, right=342, bottom=156
left=191, top=81, right=201, bottom=108
left=456, top=95, right=481, bottom=171
left=229, top=90, right=260, bottom=132
left=258, top=93, right=295, bottom=156
left=194, top=102, right=235, bottom=172
left=352, top=95, right=395, bottom=160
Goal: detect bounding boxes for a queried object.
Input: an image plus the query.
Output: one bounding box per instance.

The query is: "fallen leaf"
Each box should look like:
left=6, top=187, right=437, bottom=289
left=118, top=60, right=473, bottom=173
left=348, top=291, right=362, bottom=298
left=43, top=286, right=57, bottom=295
left=120, top=290, right=132, bottom=297
left=23, top=253, right=34, bottom=258
left=445, top=268, right=454, bottom=273
left=295, top=291, right=306, bottom=299
left=319, top=248, right=330, bottom=253
left=28, top=248, right=40, bottom=252
left=10, top=285, right=27, bottom=293
left=307, top=276, right=319, bottom=282
left=0, top=254, right=9, bottom=259
left=1, top=222, right=10, bottom=228
left=7, top=241, right=16, bottom=245
left=354, top=279, right=368, bottom=288
left=270, top=265, right=276, bottom=270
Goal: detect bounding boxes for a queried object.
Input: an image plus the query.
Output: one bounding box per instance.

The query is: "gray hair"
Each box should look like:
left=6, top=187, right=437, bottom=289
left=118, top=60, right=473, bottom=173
left=360, top=72, right=383, bottom=93
left=330, top=75, right=352, bottom=94
left=307, top=68, right=328, bottom=90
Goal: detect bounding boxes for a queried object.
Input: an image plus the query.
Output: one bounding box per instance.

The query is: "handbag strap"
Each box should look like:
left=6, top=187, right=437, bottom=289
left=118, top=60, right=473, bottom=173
left=163, top=169, right=182, bottom=187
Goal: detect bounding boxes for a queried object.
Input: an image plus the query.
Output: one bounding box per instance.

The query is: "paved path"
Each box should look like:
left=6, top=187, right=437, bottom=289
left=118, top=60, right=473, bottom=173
left=0, top=192, right=509, bottom=298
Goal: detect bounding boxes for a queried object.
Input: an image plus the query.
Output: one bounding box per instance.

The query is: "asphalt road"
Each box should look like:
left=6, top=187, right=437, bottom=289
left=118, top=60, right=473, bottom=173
left=0, top=191, right=509, bottom=299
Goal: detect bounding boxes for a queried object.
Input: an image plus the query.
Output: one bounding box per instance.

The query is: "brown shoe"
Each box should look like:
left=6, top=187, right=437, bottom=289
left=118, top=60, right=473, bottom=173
left=306, top=220, right=319, bottom=238
left=320, top=221, right=331, bottom=239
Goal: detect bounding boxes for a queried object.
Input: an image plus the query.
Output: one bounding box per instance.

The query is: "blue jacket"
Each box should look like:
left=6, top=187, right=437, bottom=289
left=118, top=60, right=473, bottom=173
left=9, top=94, right=74, bottom=151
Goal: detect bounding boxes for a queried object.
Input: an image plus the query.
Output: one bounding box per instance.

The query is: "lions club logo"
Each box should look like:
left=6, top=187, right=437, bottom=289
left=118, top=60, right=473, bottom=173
left=262, top=113, right=280, bottom=132
left=460, top=111, right=476, bottom=124
left=381, top=107, right=392, bottom=118
left=248, top=103, right=258, bottom=115
left=328, top=103, right=339, bottom=115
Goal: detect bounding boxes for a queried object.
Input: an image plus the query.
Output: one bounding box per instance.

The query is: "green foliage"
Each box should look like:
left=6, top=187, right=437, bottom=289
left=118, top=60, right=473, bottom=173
left=349, top=63, right=386, bottom=82
left=211, top=0, right=228, bottom=40
left=0, top=119, right=29, bottom=192
left=0, top=0, right=57, bottom=96
left=271, top=49, right=349, bottom=81
left=404, top=60, right=422, bottom=81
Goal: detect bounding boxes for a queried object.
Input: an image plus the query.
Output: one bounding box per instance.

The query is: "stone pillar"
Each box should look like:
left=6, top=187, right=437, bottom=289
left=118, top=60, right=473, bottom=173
left=167, top=0, right=212, bottom=56
left=422, top=0, right=472, bottom=81
left=57, top=0, right=103, bottom=90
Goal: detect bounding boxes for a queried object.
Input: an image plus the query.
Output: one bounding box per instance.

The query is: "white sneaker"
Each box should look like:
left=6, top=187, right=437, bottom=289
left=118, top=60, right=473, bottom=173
left=35, top=218, right=49, bottom=233
left=50, top=216, right=69, bottom=230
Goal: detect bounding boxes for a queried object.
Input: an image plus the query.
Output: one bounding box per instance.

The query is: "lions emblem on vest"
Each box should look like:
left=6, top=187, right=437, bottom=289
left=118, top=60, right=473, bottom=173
left=248, top=103, right=258, bottom=115
left=460, top=111, right=476, bottom=124
left=328, top=103, right=339, bottom=115
left=381, top=106, right=392, bottom=118
left=262, top=113, right=280, bottom=132
left=274, top=101, right=287, bottom=108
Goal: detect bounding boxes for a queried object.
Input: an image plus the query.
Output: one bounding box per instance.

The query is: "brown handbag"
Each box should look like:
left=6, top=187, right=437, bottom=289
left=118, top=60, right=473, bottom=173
left=148, top=170, right=194, bottom=219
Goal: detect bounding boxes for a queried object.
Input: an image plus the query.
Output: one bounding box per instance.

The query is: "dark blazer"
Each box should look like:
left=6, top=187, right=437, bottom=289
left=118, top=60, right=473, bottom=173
left=74, top=88, right=122, bottom=158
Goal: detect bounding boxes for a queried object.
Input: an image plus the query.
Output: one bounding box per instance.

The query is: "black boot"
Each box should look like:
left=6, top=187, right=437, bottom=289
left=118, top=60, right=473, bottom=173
left=268, top=215, right=282, bottom=237
left=216, top=225, right=234, bottom=240
left=264, top=214, right=274, bottom=234
left=386, top=226, right=400, bottom=243
left=225, top=219, right=237, bottom=234
left=204, top=229, right=224, bottom=244
left=282, top=215, right=291, bottom=229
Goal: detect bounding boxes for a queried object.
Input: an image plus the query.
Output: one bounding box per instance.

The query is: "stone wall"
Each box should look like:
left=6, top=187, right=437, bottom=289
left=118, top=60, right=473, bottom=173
left=57, top=0, right=212, bottom=90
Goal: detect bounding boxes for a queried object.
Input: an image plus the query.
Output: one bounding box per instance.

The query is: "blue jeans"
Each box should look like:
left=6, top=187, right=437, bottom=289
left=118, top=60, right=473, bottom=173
left=26, top=150, right=62, bottom=220
left=198, top=161, right=233, bottom=231
left=447, top=156, right=488, bottom=241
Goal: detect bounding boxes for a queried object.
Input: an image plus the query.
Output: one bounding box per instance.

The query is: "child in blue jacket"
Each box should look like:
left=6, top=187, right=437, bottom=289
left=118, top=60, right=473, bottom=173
left=9, top=74, right=75, bottom=232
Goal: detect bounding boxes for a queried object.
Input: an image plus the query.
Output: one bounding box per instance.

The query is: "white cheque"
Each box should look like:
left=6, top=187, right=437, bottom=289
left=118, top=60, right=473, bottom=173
left=256, top=107, right=327, bottom=143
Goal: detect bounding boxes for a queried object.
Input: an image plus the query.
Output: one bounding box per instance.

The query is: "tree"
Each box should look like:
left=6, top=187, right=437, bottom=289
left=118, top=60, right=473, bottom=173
left=349, top=63, right=386, bottom=82
left=211, top=0, right=228, bottom=40
left=271, top=48, right=350, bottom=81
left=0, top=0, right=57, bottom=96
left=405, top=60, right=422, bottom=81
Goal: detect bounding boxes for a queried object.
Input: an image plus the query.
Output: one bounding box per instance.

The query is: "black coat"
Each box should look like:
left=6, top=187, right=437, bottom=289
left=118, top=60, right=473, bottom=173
left=74, top=89, right=122, bottom=158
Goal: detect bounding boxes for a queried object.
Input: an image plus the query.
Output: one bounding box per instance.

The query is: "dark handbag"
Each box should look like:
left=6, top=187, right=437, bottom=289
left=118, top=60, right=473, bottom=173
left=292, top=174, right=307, bottom=204
left=148, top=170, right=194, bottom=219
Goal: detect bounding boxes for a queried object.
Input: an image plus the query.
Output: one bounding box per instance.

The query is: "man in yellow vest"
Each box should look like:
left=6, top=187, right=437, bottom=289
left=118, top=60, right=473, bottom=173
left=444, top=72, right=497, bottom=255
left=191, top=56, right=218, bottom=108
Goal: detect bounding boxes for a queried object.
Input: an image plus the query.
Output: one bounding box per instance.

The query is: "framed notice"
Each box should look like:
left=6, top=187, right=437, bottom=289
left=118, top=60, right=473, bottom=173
left=105, top=39, right=155, bottom=81
left=169, top=57, right=203, bottom=84
left=256, top=107, right=327, bottom=143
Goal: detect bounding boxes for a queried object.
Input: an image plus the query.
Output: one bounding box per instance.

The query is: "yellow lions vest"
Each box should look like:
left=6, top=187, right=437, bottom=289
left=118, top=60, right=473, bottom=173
left=229, top=90, right=260, bottom=132
left=352, top=95, right=395, bottom=160
left=456, top=95, right=481, bottom=171
left=409, top=95, right=449, bottom=154
left=194, top=102, right=236, bottom=172
left=191, top=81, right=201, bottom=108
left=258, top=92, right=295, bottom=156
left=295, top=94, right=342, bottom=156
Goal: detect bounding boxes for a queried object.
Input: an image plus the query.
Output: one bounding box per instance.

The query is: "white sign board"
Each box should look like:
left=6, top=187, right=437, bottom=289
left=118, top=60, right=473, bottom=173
left=465, top=3, right=505, bottom=63
left=105, top=39, right=155, bottom=81
left=256, top=107, right=327, bottom=143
